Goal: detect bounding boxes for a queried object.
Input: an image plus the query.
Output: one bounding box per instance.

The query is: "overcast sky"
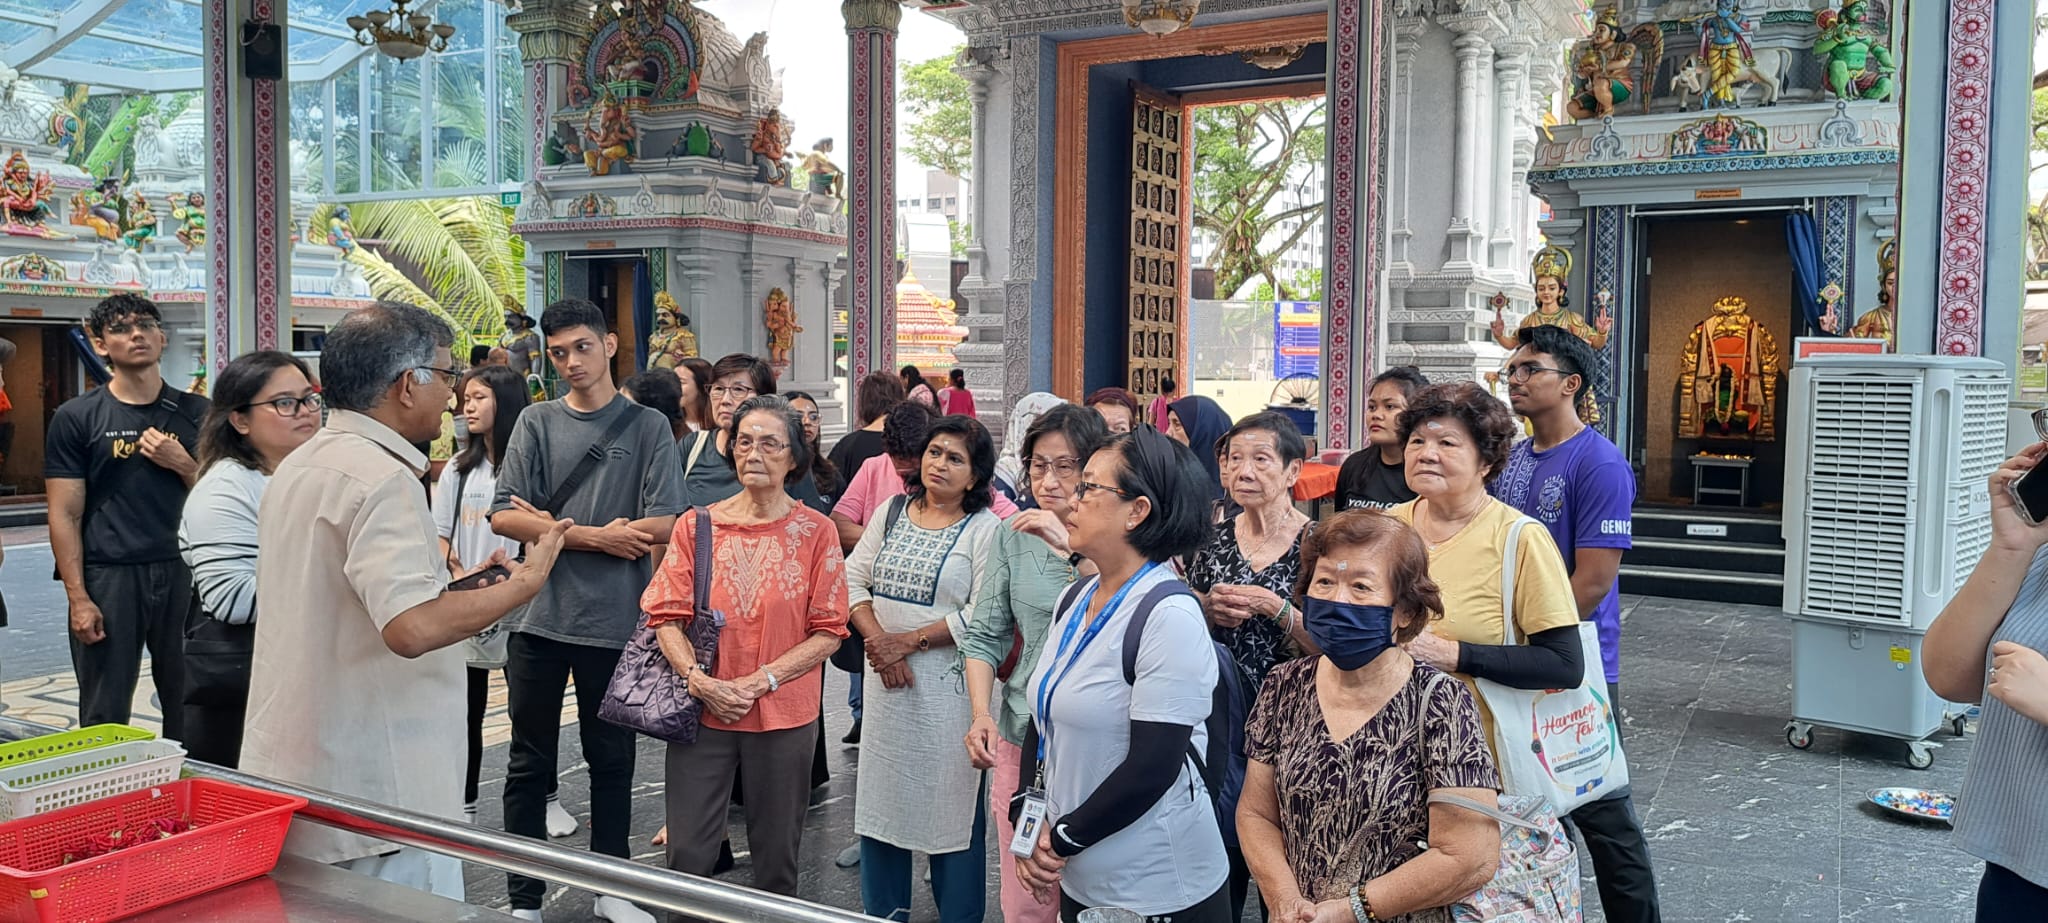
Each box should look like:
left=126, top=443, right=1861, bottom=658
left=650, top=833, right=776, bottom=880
left=696, top=1, right=964, bottom=195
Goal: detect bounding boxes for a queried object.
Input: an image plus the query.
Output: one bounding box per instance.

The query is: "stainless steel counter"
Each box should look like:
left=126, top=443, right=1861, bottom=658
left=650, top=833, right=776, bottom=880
left=127, top=856, right=519, bottom=922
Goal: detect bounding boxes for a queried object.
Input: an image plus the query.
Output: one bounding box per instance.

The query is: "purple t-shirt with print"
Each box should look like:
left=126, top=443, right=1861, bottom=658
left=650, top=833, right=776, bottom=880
left=1492, top=428, right=1636, bottom=683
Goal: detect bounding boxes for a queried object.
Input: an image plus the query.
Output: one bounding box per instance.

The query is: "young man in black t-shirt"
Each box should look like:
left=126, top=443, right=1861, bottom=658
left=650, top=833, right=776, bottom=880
left=46, top=293, right=210, bottom=735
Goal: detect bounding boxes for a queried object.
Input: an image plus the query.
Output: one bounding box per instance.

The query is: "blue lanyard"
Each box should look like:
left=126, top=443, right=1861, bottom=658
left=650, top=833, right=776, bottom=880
left=1034, top=561, right=1159, bottom=764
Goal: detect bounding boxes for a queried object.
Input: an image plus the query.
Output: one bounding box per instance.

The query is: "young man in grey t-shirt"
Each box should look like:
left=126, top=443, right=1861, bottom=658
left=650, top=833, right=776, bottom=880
left=490, top=298, right=684, bottom=923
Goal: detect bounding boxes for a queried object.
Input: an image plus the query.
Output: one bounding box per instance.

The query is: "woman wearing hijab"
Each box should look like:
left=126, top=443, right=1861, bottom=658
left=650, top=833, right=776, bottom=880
left=1166, top=394, right=1235, bottom=505
left=993, top=392, right=1067, bottom=509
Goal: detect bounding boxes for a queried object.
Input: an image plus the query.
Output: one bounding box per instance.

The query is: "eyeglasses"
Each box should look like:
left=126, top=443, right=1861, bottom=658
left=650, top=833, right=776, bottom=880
left=796, top=411, right=822, bottom=423
left=244, top=393, right=323, bottom=417
left=103, top=319, right=161, bottom=336
left=710, top=384, right=756, bottom=400
left=2033, top=407, right=2048, bottom=443
left=1076, top=480, right=1135, bottom=502
left=733, top=435, right=789, bottom=456
left=1500, top=363, right=1574, bottom=383
left=412, top=365, right=463, bottom=387
left=1027, top=457, right=1082, bottom=481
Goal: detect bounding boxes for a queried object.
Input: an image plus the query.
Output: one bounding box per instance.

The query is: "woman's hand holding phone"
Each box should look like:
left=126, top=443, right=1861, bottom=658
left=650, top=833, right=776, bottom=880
left=1992, top=443, right=2048, bottom=553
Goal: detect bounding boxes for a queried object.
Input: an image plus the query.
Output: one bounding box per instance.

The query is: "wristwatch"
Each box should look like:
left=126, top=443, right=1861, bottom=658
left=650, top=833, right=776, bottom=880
left=916, top=630, right=931, bottom=652
left=761, top=667, right=780, bottom=693
left=1349, top=885, right=1377, bottom=922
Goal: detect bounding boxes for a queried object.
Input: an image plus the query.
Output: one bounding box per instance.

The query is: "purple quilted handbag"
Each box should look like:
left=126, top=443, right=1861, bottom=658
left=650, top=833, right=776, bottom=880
left=599, top=506, right=723, bottom=744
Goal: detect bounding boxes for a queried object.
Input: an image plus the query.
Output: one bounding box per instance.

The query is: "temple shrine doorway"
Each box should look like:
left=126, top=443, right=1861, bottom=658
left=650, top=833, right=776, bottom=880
left=1630, top=212, right=1798, bottom=510
left=1051, top=15, right=1329, bottom=407
left=565, top=251, right=651, bottom=391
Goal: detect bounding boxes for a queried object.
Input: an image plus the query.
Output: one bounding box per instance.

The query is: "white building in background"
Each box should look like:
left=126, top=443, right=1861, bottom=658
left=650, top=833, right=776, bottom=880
left=897, top=169, right=968, bottom=225
left=1189, top=160, right=1326, bottom=298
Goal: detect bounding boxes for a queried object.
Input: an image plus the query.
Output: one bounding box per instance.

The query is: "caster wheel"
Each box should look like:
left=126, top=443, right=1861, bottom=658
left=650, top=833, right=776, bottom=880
left=1906, top=745, right=1934, bottom=770
left=1951, top=714, right=1969, bottom=737
left=1786, top=724, right=1814, bottom=750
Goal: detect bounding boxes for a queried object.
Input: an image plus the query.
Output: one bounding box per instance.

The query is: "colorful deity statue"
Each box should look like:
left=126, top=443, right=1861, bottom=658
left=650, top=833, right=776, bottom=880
left=121, top=191, right=156, bottom=251
left=763, top=287, right=801, bottom=366
left=665, top=122, right=723, bottom=159
left=1679, top=296, right=1782, bottom=440
left=1493, top=246, right=1610, bottom=351
left=71, top=176, right=125, bottom=241
left=1567, top=8, right=1642, bottom=120
left=582, top=90, right=638, bottom=177
left=1, top=150, right=65, bottom=239
left=750, top=108, right=792, bottom=185
left=646, top=292, right=698, bottom=369
left=327, top=205, right=359, bottom=254
left=1693, top=0, right=1755, bottom=110
left=799, top=138, right=844, bottom=198
left=1840, top=239, right=1898, bottom=349
left=542, top=133, right=570, bottom=167
left=1814, top=0, right=1895, bottom=102
left=169, top=191, right=207, bottom=251
left=500, top=295, right=546, bottom=385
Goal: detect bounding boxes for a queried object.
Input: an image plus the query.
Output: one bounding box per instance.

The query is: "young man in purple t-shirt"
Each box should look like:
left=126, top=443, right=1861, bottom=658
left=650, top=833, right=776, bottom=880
left=1494, top=324, right=1662, bottom=923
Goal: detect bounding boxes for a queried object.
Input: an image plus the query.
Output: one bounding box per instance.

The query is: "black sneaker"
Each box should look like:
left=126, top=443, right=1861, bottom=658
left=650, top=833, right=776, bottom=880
left=714, top=839, right=736, bottom=875
left=841, top=719, right=861, bottom=745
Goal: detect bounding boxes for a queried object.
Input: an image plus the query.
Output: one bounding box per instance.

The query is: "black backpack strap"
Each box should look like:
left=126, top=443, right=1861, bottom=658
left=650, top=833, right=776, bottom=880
left=1052, top=579, right=1089, bottom=625
left=81, top=389, right=192, bottom=527
left=541, top=404, right=640, bottom=515
left=883, top=494, right=909, bottom=535
left=692, top=505, right=712, bottom=615
left=1120, top=578, right=1195, bottom=684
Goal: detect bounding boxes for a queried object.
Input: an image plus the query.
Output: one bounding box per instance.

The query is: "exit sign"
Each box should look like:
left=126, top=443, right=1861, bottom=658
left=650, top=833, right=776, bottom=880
left=500, top=191, right=521, bottom=206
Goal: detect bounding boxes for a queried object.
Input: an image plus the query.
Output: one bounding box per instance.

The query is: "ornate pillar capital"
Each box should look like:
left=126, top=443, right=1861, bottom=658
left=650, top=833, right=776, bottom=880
left=842, top=0, right=903, bottom=33
left=505, top=8, right=586, bottom=64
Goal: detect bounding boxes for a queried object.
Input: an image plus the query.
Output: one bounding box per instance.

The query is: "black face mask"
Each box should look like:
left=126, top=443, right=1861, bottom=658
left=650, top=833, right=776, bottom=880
left=1302, top=597, right=1397, bottom=671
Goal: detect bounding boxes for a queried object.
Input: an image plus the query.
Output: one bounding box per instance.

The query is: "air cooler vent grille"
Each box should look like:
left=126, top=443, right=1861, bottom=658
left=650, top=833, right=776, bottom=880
left=1951, top=379, right=2009, bottom=585
left=1800, top=376, right=1916, bottom=621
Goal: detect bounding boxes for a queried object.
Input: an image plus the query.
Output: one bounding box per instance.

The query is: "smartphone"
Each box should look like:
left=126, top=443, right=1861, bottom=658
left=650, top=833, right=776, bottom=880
left=447, top=563, right=512, bottom=592
left=2011, top=466, right=2048, bottom=526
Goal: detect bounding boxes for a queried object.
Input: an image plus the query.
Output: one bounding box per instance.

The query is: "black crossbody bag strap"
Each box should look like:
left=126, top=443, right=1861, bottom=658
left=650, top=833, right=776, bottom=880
left=540, top=406, right=638, bottom=516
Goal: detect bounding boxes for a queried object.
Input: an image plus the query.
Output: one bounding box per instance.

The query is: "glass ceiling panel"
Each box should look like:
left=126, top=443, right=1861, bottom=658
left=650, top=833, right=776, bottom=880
left=98, top=0, right=204, bottom=50
left=0, top=0, right=86, bottom=15
left=48, top=34, right=199, bottom=71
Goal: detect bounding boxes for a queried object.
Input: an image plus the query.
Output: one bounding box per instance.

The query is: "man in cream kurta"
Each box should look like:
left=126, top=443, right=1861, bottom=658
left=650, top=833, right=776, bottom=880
left=242, top=410, right=464, bottom=889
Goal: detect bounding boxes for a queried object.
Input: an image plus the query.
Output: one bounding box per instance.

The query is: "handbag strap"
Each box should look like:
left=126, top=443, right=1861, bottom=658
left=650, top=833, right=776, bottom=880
left=683, top=430, right=712, bottom=480
left=692, top=505, right=712, bottom=617
left=1498, top=515, right=1538, bottom=646
left=544, top=405, right=639, bottom=515
left=1426, top=791, right=1542, bottom=832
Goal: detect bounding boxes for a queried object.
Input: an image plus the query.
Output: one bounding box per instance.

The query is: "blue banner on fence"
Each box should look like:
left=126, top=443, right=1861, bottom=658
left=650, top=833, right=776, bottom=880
left=1272, top=301, right=1321, bottom=380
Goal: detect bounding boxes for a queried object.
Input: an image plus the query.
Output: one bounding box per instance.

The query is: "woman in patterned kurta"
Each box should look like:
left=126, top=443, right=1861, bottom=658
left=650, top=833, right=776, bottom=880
left=1239, top=511, right=1504, bottom=923
left=846, top=415, right=1003, bottom=923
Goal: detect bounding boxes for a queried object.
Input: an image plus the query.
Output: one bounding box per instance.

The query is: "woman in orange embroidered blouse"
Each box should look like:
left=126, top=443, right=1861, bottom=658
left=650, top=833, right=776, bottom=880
left=640, top=395, right=849, bottom=899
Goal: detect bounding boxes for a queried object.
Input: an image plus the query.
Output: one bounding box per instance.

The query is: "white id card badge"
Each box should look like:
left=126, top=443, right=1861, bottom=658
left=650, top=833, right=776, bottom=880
left=1010, top=791, right=1048, bottom=858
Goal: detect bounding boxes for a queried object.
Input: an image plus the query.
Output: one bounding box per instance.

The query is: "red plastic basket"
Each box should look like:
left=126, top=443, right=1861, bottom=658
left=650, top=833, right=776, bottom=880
left=0, top=779, right=305, bottom=923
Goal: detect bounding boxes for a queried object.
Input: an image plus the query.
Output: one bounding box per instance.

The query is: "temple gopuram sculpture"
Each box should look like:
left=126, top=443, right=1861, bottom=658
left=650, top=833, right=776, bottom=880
left=665, top=122, right=723, bottom=159
left=583, top=90, right=638, bottom=177
left=327, top=205, right=359, bottom=254
left=1, top=150, right=63, bottom=239
left=1679, top=296, right=1781, bottom=440
left=799, top=138, right=843, bottom=198
left=763, top=287, right=800, bottom=366
left=1670, top=0, right=1791, bottom=110
left=168, top=191, right=206, bottom=251
left=1492, top=245, right=1610, bottom=351
left=646, top=291, right=698, bottom=368
left=750, top=108, right=792, bottom=186
left=1566, top=7, right=1661, bottom=119
left=894, top=270, right=967, bottom=373
left=71, top=176, right=124, bottom=240
left=121, top=191, right=156, bottom=251
left=501, top=296, right=546, bottom=384
left=1815, top=0, right=1895, bottom=102
left=1845, top=239, right=1897, bottom=349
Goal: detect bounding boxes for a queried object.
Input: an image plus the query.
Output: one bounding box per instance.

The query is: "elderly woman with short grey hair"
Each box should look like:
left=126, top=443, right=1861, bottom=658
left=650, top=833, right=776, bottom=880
left=643, top=393, right=850, bottom=904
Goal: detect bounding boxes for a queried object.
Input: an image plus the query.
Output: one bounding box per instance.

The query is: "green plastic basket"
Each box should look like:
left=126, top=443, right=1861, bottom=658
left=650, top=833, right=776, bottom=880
left=0, top=725, right=155, bottom=770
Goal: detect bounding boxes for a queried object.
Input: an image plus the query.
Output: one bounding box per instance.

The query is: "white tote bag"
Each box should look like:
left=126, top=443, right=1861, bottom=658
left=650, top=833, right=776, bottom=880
left=1474, top=517, right=1630, bottom=813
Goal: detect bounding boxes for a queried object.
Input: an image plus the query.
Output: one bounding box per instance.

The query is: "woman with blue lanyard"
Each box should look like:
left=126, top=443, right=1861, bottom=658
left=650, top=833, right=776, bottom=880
left=1015, top=427, right=1230, bottom=922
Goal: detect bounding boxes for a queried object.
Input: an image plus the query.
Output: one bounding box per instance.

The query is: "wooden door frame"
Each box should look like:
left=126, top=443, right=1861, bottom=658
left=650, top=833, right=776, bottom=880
left=1051, top=13, right=1329, bottom=399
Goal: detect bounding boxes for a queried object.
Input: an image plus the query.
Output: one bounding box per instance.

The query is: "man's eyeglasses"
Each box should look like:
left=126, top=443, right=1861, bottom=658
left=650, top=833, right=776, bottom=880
left=1076, top=480, right=1135, bottom=502
left=2032, top=407, right=2048, bottom=443
left=413, top=365, right=463, bottom=387
left=244, top=393, right=324, bottom=417
left=1500, top=363, right=1574, bottom=383
left=103, top=319, right=162, bottom=336
left=733, top=435, right=789, bottom=456
left=710, top=385, right=757, bottom=400
left=1026, top=457, right=1082, bottom=481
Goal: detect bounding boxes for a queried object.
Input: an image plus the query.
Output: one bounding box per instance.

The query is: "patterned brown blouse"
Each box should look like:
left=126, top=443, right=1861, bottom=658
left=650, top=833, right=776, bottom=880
left=1244, top=657, right=1500, bottom=922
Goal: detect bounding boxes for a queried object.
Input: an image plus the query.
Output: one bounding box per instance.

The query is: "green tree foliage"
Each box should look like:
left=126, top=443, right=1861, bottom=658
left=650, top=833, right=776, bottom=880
left=1249, top=268, right=1323, bottom=304
left=1192, top=99, right=1327, bottom=300
left=901, top=47, right=972, bottom=180
left=2029, top=78, right=2047, bottom=280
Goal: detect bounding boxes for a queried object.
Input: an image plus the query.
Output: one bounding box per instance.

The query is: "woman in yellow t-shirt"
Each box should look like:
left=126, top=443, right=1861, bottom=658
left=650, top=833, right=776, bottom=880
left=1387, top=381, right=1585, bottom=740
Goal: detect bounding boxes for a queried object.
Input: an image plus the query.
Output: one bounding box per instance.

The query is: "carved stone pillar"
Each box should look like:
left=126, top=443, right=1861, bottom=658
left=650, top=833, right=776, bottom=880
left=1444, top=29, right=1492, bottom=272
left=1387, top=17, right=1426, bottom=278
left=1489, top=42, right=1529, bottom=270
left=951, top=44, right=1010, bottom=437
left=203, top=0, right=290, bottom=365
left=844, top=0, right=902, bottom=382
